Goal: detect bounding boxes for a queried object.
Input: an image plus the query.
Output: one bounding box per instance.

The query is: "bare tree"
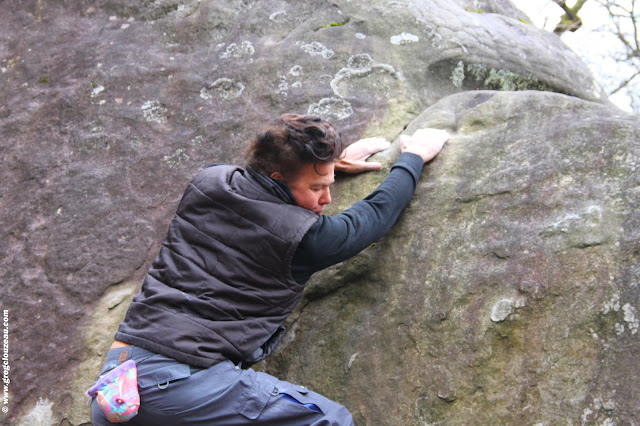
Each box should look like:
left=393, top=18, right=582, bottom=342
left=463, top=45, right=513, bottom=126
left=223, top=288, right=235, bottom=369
left=594, top=0, right=640, bottom=99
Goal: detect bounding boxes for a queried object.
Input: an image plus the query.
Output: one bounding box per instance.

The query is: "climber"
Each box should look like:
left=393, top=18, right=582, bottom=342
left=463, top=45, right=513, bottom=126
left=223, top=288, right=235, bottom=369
left=89, top=113, right=449, bottom=425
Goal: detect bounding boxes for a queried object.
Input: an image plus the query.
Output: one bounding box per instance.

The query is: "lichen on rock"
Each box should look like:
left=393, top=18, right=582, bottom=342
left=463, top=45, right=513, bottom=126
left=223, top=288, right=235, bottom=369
left=201, top=78, right=245, bottom=100
left=296, top=40, right=335, bottom=59
left=219, top=41, right=255, bottom=62
left=330, top=54, right=400, bottom=99
left=141, top=100, right=167, bottom=123
left=307, top=97, right=354, bottom=121
left=450, top=61, right=556, bottom=92
left=491, top=299, right=513, bottom=322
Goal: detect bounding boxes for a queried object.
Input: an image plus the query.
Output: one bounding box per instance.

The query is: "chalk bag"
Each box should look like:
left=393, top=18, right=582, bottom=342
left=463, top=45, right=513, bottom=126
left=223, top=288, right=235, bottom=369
left=87, top=359, right=141, bottom=422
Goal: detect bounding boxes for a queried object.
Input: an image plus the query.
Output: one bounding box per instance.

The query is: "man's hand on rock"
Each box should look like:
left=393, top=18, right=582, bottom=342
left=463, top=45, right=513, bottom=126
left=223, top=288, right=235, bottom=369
left=335, top=137, right=391, bottom=174
left=400, top=128, right=450, bottom=163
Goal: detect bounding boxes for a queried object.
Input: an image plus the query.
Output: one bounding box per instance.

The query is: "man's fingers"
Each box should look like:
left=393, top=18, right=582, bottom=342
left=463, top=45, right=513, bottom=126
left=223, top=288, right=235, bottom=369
left=352, top=137, right=391, bottom=156
left=412, top=128, right=450, bottom=147
left=361, top=161, right=382, bottom=171
left=399, top=128, right=450, bottom=163
left=365, top=137, right=391, bottom=153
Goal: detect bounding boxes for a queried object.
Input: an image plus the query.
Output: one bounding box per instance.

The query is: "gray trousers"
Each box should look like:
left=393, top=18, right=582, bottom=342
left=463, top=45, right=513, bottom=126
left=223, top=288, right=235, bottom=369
left=91, top=346, right=354, bottom=425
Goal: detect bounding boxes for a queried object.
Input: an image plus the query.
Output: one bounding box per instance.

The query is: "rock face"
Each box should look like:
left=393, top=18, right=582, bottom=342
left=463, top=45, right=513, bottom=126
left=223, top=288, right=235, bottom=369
left=0, top=0, right=636, bottom=425
left=268, top=91, right=640, bottom=425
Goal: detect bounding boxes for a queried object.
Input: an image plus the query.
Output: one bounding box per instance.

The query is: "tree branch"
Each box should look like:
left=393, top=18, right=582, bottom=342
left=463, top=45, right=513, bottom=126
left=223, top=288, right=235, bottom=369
left=609, top=70, right=640, bottom=95
left=553, top=0, right=589, bottom=35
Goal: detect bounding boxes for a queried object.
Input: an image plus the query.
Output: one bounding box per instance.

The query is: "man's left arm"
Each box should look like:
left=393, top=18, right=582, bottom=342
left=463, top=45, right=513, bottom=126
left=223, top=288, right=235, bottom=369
left=291, top=130, right=448, bottom=284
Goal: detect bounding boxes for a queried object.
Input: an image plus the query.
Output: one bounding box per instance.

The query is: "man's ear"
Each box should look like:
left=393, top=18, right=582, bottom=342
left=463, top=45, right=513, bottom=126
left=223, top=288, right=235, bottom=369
left=270, top=171, right=283, bottom=181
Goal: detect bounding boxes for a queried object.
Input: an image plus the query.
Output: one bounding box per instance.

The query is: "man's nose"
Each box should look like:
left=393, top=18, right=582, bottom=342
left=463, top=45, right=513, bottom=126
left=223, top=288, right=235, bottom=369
left=320, top=187, right=331, bottom=205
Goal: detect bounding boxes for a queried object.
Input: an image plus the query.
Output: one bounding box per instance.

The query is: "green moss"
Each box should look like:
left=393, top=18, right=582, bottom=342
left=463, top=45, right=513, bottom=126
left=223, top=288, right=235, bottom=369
left=559, top=16, right=574, bottom=26
left=467, top=63, right=488, bottom=81
left=39, top=77, right=49, bottom=83
left=91, top=80, right=97, bottom=88
left=319, top=19, right=350, bottom=29
left=518, top=18, right=531, bottom=25
left=466, top=9, right=484, bottom=13
left=463, top=63, right=555, bottom=92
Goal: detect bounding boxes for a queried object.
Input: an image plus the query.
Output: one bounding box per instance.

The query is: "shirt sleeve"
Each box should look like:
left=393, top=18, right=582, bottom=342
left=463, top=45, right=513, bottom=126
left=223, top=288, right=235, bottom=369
left=291, top=152, right=424, bottom=284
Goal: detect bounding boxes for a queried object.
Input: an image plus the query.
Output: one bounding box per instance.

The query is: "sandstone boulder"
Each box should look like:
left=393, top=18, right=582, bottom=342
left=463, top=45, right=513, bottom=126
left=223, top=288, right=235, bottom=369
left=268, top=90, right=640, bottom=425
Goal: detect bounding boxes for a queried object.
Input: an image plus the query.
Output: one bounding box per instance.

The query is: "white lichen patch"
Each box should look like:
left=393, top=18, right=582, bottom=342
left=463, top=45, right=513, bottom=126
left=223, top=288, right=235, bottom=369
left=308, top=97, right=353, bottom=121
left=602, top=294, right=621, bottom=315
left=622, top=303, right=639, bottom=334
left=330, top=53, right=399, bottom=99
left=17, top=397, right=54, bottom=426
left=451, top=60, right=465, bottom=88
left=347, top=53, right=373, bottom=70
left=390, top=32, right=419, bottom=45
left=219, top=41, right=255, bottom=62
left=347, top=352, right=359, bottom=370
left=163, top=148, right=190, bottom=169
left=200, top=87, right=212, bottom=100
left=141, top=100, right=167, bottom=124
left=276, top=75, right=289, bottom=97
left=581, top=407, right=594, bottom=424
left=296, top=41, right=335, bottom=59
left=289, top=65, right=302, bottom=76
left=355, top=32, right=366, bottom=39
left=582, top=397, right=617, bottom=425
left=491, top=299, right=513, bottom=322
left=292, top=81, right=302, bottom=88
left=269, top=11, right=287, bottom=22
left=201, top=78, right=245, bottom=100
left=615, top=323, right=625, bottom=335
left=91, top=85, right=105, bottom=97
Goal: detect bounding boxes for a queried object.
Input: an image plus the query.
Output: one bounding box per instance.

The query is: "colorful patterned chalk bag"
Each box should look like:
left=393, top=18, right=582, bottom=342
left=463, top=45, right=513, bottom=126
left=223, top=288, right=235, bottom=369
left=87, top=359, right=141, bottom=422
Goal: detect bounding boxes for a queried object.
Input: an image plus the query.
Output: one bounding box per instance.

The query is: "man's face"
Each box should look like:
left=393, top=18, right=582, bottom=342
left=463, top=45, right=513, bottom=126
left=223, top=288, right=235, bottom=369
left=282, top=162, right=335, bottom=215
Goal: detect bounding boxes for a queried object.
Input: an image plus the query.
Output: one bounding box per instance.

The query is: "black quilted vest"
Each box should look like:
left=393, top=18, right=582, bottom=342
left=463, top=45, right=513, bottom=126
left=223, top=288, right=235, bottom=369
left=115, top=165, right=319, bottom=367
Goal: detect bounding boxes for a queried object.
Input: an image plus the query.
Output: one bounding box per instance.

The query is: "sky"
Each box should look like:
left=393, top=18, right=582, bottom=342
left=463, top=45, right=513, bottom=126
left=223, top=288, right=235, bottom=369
left=509, top=0, right=639, bottom=113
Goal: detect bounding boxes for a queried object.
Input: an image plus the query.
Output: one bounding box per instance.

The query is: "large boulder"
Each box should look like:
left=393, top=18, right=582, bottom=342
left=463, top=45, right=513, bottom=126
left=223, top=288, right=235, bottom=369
left=0, top=0, right=634, bottom=424
left=267, top=90, right=640, bottom=425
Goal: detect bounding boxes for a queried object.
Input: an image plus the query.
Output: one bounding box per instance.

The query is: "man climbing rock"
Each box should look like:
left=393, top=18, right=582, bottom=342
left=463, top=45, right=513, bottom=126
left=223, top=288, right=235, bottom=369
left=89, top=113, right=449, bottom=425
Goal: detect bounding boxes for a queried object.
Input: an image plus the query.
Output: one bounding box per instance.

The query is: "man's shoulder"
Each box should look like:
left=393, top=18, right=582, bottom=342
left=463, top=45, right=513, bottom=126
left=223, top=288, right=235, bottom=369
left=202, top=163, right=243, bottom=172
left=186, top=163, right=245, bottom=193
left=194, top=163, right=244, bottom=179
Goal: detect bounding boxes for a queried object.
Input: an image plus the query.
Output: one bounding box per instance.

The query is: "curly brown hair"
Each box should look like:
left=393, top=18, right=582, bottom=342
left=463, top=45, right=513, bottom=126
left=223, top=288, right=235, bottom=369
left=245, top=114, right=344, bottom=182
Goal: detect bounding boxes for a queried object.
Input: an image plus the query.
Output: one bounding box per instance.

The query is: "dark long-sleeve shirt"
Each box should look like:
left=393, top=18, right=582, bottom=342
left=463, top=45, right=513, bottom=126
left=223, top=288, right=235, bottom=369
left=290, top=152, right=424, bottom=284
